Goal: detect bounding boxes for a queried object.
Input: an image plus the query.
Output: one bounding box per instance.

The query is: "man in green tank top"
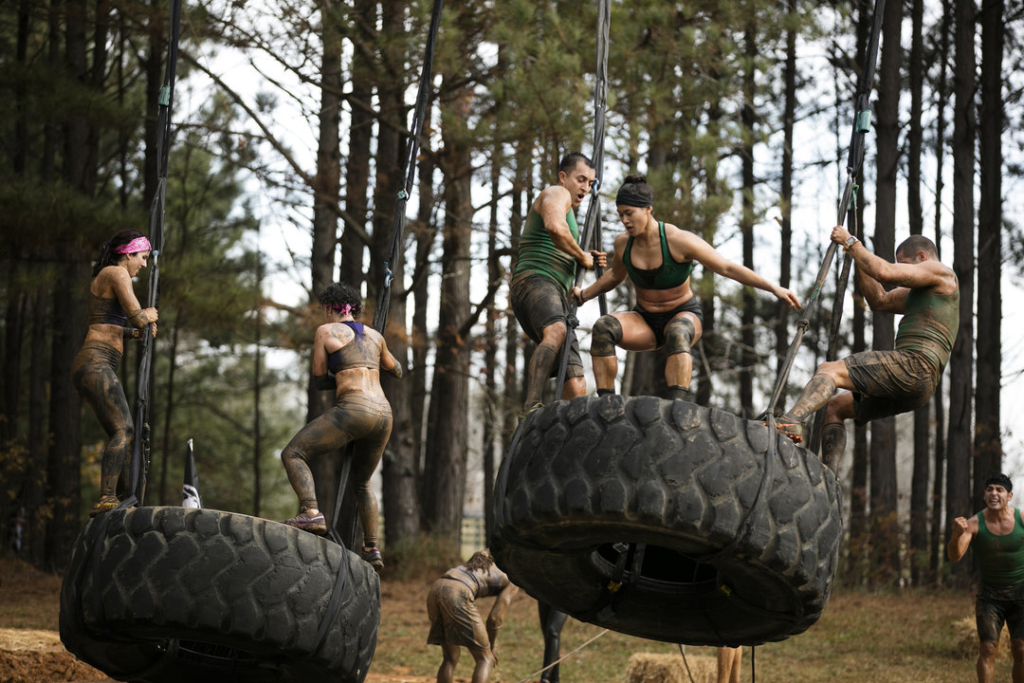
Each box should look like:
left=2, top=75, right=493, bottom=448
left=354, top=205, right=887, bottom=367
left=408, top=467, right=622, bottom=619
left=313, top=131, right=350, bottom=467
left=510, top=152, right=606, bottom=412
left=948, top=473, right=1024, bottom=683
left=772, top=226, right=959, bottom=470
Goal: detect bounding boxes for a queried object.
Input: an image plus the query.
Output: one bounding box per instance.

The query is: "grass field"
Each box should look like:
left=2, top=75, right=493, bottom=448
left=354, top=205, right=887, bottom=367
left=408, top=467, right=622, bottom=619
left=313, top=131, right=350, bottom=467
left=0, top=555, right=1009, bottom=682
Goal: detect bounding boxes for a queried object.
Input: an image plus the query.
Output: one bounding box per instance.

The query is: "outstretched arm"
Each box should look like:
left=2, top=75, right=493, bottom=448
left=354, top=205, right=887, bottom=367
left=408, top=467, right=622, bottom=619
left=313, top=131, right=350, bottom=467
left=832, top=225, right=953, bottom=314
left=678, top=230, right=801, bottom=310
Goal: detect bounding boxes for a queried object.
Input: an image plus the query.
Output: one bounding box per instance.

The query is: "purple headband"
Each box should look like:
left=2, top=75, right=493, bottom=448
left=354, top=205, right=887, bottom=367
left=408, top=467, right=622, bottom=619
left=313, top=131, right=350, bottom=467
left=114, top=236, right=152, bottom=255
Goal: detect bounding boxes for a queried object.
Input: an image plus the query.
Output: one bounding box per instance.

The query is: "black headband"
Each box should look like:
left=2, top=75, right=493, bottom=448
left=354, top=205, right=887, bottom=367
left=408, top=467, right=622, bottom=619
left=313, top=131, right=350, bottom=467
left=615, top=189, right=653, bottom=208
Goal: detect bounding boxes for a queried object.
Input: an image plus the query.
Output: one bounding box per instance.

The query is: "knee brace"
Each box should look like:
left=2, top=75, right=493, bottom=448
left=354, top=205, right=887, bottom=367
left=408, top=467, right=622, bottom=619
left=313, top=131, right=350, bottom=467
left=664, top=317, right=696, bottom=356
left=591, top=315, right=623, bottom=357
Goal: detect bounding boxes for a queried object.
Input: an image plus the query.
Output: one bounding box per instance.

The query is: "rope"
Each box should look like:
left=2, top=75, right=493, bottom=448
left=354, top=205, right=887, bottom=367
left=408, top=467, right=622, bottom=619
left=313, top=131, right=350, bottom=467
left=512, top=627, right=609, bottom=683
left=329, top=0, right=443, bottom=546
left=554, top=0, right=611, bottom=398
left=372, top=0, right=443, bottom=333
left=678, top=644, right=696, bottom=683
left=127, top=0, right=182, bottom=503
left=764, top=0, right=886, bottom=424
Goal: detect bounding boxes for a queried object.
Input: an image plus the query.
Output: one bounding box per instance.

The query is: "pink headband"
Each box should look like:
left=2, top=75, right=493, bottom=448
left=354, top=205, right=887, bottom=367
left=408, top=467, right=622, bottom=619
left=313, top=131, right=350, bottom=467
left=332, top=304, right=354, bottom=315
left=115, top=236, right=152, bottom=255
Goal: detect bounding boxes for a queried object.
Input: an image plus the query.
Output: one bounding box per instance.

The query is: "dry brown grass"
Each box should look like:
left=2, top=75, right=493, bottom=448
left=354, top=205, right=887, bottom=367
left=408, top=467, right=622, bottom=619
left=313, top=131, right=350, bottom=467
left=0, top=555, right=1019, bottom=682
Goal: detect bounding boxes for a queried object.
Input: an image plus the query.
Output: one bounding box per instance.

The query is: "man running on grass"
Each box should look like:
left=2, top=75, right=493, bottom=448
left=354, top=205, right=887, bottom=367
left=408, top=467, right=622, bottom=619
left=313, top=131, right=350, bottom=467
left=949, top=473, right=1024, bottom=683
left=773, top=226, right=958, bottom=466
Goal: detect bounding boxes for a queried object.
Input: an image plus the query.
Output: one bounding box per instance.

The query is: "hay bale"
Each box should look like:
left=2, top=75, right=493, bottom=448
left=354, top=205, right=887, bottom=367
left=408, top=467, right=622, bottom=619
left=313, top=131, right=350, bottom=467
left=625, top=652, right=717, bottom=683
left=952, top=617, right=1011, bottom=661
left=0, top=628, right=109, bottom=682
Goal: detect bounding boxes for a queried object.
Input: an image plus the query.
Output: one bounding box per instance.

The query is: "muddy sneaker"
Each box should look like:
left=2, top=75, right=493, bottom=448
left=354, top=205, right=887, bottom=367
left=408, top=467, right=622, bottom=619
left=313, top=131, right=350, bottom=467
left=667, top=386, right=694, bottom=402
left=361, top=546, right=384, bottom=573
left=89, top=494, right=120, bottom=518
left=283, top=510, right=327, bottom=535
left=768, top=415, right=804, bottom=444
left=518, top=402, right=544, bottom=421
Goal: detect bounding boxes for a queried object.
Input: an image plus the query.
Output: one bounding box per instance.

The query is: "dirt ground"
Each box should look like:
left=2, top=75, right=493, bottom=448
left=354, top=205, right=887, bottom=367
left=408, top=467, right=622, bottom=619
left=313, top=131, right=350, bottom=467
left=0, top=556, right=459, bottom=683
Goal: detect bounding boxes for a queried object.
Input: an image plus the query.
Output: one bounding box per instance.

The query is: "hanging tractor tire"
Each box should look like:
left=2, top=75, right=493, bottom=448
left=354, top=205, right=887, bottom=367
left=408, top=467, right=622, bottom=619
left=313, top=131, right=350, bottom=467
left=59, top=506, right=379, bottom=683
left=491, top=395, right=843, bottom=646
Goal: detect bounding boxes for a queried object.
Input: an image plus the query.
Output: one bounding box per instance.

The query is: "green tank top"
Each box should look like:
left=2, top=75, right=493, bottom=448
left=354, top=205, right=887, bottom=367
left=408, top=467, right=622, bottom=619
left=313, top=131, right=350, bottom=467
left=975, top=509, right=1024, bottom=586
left=512, top=207, right=579, bottom=293
left=624, top=222, right=694, bottom=290
left=894, top=275, right=960, bottom=375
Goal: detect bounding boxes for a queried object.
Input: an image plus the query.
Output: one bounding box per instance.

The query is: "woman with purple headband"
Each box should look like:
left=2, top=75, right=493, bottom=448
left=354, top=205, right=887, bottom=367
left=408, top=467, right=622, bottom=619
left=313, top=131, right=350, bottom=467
left=280, top=282, right=401, bottom=574
left=73, top=229, right=158, bottom=517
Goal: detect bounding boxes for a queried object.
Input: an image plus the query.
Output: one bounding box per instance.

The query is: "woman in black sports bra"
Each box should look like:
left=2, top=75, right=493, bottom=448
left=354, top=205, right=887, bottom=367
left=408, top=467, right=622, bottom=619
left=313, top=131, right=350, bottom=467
left=73, top=230, right=158, bottom=518
left=280, top=282, right=401, bottom=573
left=573, top=175, right=801, bottom=400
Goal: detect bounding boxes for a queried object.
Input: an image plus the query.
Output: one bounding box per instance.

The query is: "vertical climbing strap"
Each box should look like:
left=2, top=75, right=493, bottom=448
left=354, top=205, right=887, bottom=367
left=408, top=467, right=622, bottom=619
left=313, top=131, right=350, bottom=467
left=554, top=0, right=611, bottom=398
left=372, top=0, right=443, bottom=333
left=764, top=0, right=886, bottom=427
left=127, top=0, right=182, bottom=504
left=330, top=0, right=443, bottom=546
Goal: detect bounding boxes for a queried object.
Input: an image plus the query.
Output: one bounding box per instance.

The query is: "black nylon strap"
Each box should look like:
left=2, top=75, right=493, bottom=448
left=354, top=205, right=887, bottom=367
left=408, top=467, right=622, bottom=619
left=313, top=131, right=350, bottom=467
left=763, top=0, right=886, bottom=436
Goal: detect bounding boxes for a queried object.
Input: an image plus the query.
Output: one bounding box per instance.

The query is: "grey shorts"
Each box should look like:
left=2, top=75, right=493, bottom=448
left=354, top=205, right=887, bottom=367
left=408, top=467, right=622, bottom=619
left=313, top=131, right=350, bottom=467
left=510, top=275, right=583, bottom=378
left=845, top=349, right=938, bottom=424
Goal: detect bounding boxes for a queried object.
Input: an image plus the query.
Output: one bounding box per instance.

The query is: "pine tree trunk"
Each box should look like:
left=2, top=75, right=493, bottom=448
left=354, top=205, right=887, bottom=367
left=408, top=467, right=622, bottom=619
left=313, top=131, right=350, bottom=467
left=412, top=151, right=435, bottom=491
left=929, top=6, right=952, bottom=582
left=973, top=0, right=1003, bottom=509
left=376, top=0, right=419, bottom=549
left=868, top=0, right=903, bottom=583
left=483, top=152, right=501, bottom=546
left=422, top=69, right=474, bottom=540
left=308, top=0, right=344, bottom=539
left=339, top=0, right=373, bottom=288
left=2, top=283, right=25, bottom=447
left=46, top=258, right=87, bottom=571
left=845, top=0, right=872, bottom=585
left=777, top=0, right=796, bottom=385
left=26, top=287, right=49, bottom=567
left=907, top=0, right=929, bottom=585
left=946, top=0, right=976, bottom=584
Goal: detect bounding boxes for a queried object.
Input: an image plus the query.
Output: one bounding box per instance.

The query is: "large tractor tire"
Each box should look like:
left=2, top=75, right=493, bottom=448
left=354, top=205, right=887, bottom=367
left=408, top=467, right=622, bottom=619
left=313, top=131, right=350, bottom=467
left=491, top=395, right=842, bottom=646
left=59, top=506, right=378, bottom=683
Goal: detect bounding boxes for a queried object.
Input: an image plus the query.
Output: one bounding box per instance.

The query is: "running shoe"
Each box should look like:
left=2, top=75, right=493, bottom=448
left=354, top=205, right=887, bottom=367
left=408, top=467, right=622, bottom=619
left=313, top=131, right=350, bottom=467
left=89, top=494, right=120, bottom=518
left=362, top=546, right=384, bottom=573
left=283, top=510, right=327, bottom=535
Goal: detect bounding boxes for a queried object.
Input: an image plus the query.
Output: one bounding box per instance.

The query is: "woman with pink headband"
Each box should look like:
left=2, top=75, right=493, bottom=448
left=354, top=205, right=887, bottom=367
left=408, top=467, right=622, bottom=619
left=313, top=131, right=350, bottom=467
left=280, top=282, right=401, bottom=573
left=72, top=229, right=158, bottom=517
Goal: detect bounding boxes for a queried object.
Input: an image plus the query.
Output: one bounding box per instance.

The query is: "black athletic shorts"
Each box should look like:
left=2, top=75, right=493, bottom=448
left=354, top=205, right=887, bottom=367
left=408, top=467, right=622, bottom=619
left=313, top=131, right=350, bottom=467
left=509, top=275, right=583, bottom=378
left=977, top=581, right=1024, bottom=643
left=633, top=297, right=704, bottom=348
left=844, top=349, right=938, bottom=424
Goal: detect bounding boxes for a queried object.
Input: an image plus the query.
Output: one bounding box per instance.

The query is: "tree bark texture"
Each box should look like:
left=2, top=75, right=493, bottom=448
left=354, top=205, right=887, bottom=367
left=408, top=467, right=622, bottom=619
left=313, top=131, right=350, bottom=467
left=972, top=0, right=1003, bottom=509
left=946, top=0, right=976, bottom=583
left=421, top=70, right=474, bottom=539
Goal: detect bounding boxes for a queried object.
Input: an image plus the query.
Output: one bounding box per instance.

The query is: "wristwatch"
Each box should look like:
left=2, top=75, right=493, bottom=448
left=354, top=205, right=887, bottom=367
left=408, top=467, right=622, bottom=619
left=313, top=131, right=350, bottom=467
left=843, top=235, right=859, bottom=249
